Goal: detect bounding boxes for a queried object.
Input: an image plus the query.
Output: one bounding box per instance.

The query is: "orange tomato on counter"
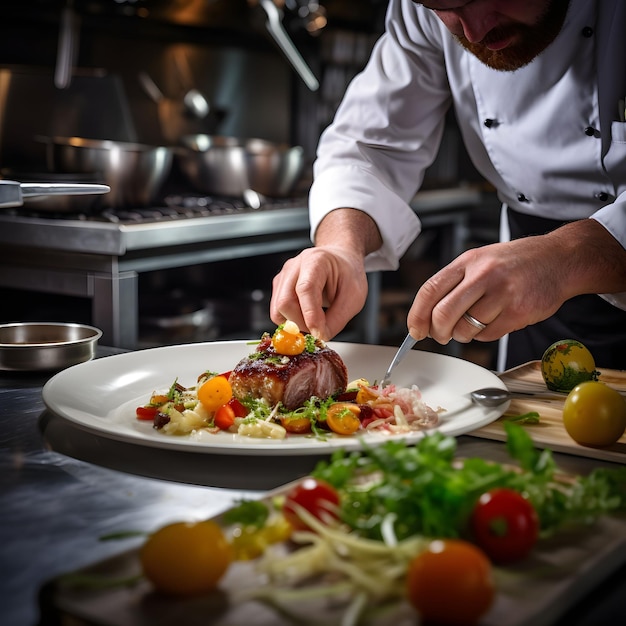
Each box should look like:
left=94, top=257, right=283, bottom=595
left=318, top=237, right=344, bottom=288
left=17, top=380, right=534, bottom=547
left=140, top=520, right=232, bottom=596
left=406, top=539, right=495, bottom=625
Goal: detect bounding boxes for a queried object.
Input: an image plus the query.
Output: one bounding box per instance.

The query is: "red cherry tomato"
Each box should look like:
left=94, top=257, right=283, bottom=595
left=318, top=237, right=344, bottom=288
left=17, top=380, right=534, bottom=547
left=214, top=404, right=235, bottom=430
left=136, top=405, right=159, bottom=421
left=227, top=397, right=249, bottom=418
left=470, top=488, right=539, bottom=564
left=283, top=477, right=340, bottom=531
left=214, top=398, right=248, bottom=430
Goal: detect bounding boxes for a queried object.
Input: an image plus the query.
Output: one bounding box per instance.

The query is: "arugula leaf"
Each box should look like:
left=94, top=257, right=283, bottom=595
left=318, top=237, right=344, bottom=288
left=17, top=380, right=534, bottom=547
left=505, top=411, right=541, bottom=424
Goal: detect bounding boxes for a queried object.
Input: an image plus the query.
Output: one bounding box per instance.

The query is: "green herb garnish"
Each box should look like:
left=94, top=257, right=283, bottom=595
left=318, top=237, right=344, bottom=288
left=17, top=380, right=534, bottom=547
left=223, top=499, right=270, bottom=528
left=305, top=333, right=317, bottom=353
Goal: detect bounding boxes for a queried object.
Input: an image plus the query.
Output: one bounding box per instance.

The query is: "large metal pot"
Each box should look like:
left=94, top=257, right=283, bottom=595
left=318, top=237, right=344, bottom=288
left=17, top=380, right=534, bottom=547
left=176, top=135, right=305, bottom=198
left=42, top=137, right=173, bottom=208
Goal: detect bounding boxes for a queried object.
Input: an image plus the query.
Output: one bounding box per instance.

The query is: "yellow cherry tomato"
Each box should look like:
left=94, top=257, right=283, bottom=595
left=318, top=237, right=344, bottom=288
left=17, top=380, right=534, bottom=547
left=229, top=525, right=268, bottom=561
left=140, top=520, right=232, bottom=596
left=562, top=381, right=626, bottom=447
left=541, top=339, right=598, bottom=392
left=272, top=328, right=306, bottom=355
left=326, top=403, right=361, bottom=435
left=230, top=517, right=292, bottom=560
left=197, top=375, right=232, bottom=412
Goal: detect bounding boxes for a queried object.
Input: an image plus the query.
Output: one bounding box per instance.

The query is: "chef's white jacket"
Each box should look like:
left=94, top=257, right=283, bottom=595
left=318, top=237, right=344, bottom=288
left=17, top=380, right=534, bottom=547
left=310, top=0, right=626, bottom=308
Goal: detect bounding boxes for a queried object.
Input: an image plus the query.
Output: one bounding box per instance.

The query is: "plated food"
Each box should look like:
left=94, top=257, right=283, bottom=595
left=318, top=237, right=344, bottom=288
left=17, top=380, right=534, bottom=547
left=42, top=336, right=507, bottom=457
left=135, top=323, right=441, bottom=441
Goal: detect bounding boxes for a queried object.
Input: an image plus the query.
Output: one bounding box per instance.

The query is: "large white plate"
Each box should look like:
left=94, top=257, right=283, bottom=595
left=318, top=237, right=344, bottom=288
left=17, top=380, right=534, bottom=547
left=42, top=341, right=508, bottom=456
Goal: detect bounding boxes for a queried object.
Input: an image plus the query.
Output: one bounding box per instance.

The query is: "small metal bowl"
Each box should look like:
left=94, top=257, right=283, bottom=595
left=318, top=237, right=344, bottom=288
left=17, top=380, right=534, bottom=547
left=0, top=323, right=102, bottom=372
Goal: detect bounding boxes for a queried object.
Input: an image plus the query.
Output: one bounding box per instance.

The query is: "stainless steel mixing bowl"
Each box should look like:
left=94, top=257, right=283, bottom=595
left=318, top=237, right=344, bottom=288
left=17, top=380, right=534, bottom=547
left=42, top=137, right=173, bottom=208
left=176, top=135, right=306, bottom=198
left=0, top=322, right=102, bottom=371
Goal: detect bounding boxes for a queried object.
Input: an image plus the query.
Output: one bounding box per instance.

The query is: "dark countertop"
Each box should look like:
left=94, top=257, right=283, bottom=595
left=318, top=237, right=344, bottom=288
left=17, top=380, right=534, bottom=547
left=1, top=347, right=260, bottom=626
left=1, top=347, right=625, bottom=626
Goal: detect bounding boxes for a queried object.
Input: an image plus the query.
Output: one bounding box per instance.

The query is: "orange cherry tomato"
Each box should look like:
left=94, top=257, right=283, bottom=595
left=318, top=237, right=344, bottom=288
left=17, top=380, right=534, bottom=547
left=326, top=403, right=361, bottom=435
left=272, top=328, right=306, bottom=355
left=149, top=394, right=169, bottom=405
left=197, top=376, right=233, bottom=412
left=279, top=415, right=313, bottom=434
left=356, top=386, right=378, bottom=405
left=140, top=520, right=232, bottom=596
left=406, top=539, right=495, bottom=625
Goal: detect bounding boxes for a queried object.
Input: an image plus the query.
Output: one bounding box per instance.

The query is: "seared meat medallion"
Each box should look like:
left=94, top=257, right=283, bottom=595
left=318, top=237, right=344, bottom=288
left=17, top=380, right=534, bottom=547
left=229, top=336, right=348, bottom=410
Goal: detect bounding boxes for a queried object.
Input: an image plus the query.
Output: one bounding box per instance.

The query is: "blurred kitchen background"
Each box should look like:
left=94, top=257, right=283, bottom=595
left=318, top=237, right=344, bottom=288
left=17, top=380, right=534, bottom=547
left=0, top=0, right=499, bottom=367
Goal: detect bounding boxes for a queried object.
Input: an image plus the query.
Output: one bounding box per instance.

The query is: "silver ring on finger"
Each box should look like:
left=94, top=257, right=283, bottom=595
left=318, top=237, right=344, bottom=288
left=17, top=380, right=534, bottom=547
left=463, top=312, right=487, bottom=331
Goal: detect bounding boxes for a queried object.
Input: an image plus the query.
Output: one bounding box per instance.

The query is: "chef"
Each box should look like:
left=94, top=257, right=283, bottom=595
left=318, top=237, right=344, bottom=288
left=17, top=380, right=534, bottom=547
left=270, top=0, right=626, bottom=370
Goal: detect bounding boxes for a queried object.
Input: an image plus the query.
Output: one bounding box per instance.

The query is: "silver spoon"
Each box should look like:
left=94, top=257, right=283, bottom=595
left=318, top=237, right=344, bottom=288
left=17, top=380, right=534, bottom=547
left=470, top=387, right=513, bottom=407
left=472, top=386, right=575, bottom=407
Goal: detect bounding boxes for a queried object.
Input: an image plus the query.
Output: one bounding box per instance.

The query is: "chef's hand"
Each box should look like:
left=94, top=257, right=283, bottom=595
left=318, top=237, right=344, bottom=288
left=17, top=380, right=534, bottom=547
left=407, top=219, right=626, bottom=344
left=270, top=209, right=382, bottom=340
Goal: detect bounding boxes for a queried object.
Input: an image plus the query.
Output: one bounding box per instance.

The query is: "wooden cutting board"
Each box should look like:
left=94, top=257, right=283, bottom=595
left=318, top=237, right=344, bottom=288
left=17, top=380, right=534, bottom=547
left=469, top=361, right=626, bottom=464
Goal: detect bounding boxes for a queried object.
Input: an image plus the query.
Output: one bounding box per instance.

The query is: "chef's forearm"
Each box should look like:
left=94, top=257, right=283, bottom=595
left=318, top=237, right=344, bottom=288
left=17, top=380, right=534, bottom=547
left=549, top=219, right=626, bottom=298
left=314, top=208, right=383, bottom=258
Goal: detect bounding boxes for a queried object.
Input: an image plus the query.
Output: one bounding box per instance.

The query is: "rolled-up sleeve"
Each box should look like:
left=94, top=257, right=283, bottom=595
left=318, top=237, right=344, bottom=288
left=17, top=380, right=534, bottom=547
left=592, top=195, right=626, bottom=309
left=309, top=0, right=451, bottom=271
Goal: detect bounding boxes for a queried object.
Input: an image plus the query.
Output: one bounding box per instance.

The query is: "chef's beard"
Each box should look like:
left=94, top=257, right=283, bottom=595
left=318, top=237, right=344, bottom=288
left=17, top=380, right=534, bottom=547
left=455, top=0, right=571, bottom=71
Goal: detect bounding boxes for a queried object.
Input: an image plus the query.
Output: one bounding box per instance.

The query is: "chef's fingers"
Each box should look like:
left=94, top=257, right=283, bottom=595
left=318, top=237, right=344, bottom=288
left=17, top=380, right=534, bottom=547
left=407, top=248, right=509, bottom=344
left=270, top=250, right=336, bottom=339
left=319, top=272, right=368, bottom=341
left=291, top=250, right=368, bottom=340
left=407, top=261, right=467, bottom=343
left=271, top=246, right=369, bottom=341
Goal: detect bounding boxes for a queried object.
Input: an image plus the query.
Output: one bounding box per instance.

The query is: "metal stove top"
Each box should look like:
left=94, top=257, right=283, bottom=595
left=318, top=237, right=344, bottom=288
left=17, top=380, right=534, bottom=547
left=0, top=194, right=310, bottom=255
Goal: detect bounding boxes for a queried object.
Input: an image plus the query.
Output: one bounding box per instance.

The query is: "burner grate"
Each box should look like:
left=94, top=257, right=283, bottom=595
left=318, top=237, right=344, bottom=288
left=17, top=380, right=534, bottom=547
left=6, top=194, right=307, bottom=224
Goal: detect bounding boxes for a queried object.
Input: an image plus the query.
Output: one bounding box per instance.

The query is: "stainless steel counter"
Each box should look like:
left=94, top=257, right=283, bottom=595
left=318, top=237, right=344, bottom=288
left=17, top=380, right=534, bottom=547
left=1, top=347, right=626, bottom=626
left=0, top=187, right=481, bottom=349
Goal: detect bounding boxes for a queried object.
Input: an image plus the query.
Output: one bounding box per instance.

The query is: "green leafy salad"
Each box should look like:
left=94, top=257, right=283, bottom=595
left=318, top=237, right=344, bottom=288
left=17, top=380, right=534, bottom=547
left=231, top=422, right=626, bottom=541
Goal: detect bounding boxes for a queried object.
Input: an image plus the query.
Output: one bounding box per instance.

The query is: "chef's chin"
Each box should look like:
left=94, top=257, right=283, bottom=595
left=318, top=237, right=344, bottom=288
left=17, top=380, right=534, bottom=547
left=454, top=0, right=571, bottom=72
left=455, top=35, right=544, bottom=72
